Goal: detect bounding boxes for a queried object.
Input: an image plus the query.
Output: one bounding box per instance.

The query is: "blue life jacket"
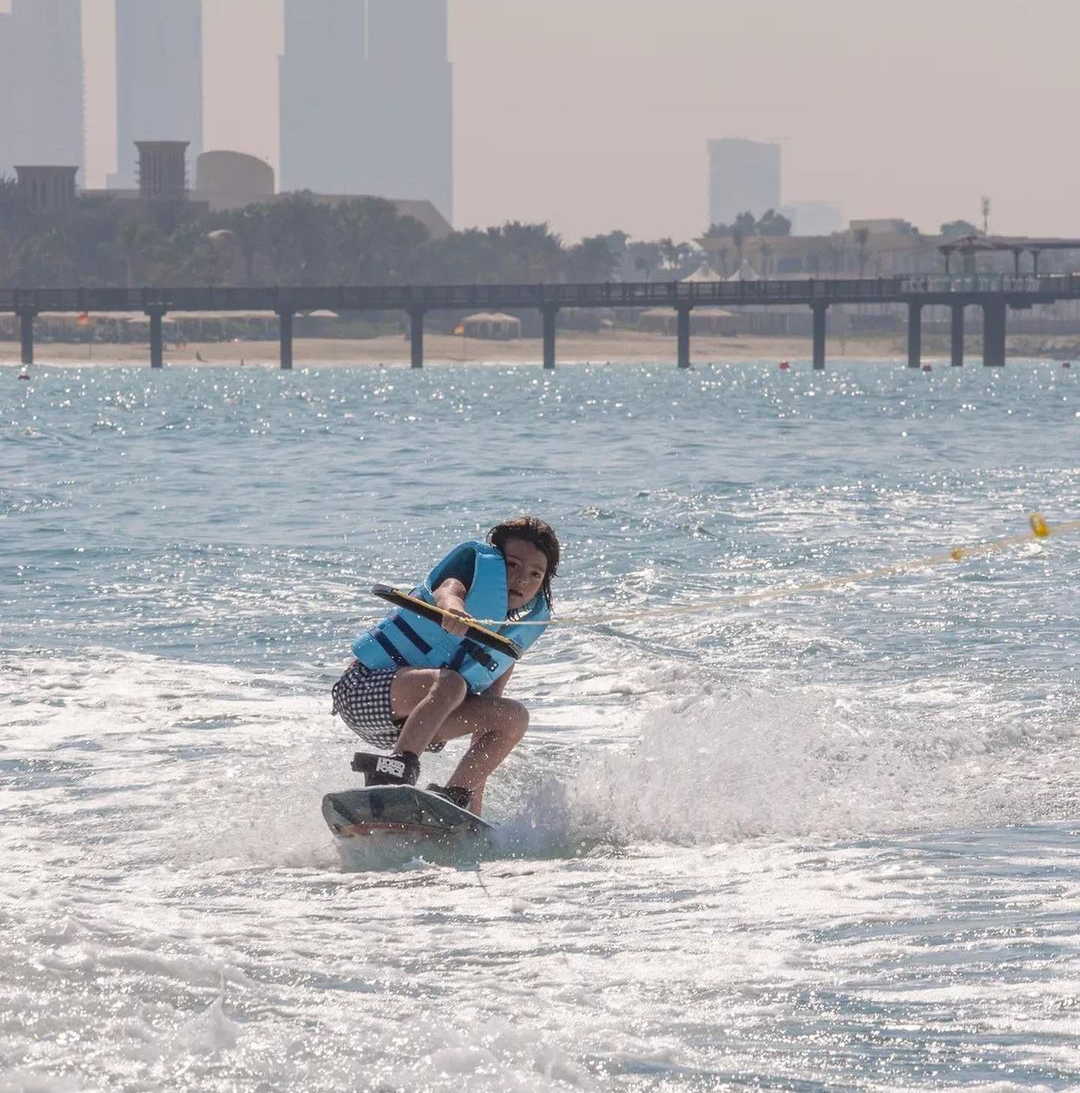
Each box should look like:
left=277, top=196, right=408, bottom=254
left=351, top=541, right=549, bottom=694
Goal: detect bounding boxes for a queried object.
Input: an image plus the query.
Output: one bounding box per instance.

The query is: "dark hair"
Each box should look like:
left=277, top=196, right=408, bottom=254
left=487, top=516, right=560, bottom=609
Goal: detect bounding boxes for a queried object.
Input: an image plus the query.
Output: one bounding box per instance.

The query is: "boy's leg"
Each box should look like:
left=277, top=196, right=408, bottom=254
left=389, top=667, right=468, bottom=756
left=432, top=695, right=529, bottom=797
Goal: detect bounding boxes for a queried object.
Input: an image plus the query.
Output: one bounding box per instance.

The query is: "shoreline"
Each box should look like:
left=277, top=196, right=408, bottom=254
left=1, top=330, right=1075, bottom=367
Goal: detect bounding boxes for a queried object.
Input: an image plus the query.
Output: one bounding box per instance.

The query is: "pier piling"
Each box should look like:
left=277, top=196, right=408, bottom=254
left=409, top=309, right=425, bottom=369
left=278, top=310, right=294, bottom=370
left=950, top=304, right=965, bottom=366
left=17, top=309, right=36, bottom=366
left=676, top=305, right=692, bottom=369
left=811, top=303, right=827, bottom=370
left=541, top=305, right=558, bottom=369
left=147, top=308, right=165, bottom=369
left=907, top=302, right=923, bottom=368
left=982, top=299, right=1007, bottom=366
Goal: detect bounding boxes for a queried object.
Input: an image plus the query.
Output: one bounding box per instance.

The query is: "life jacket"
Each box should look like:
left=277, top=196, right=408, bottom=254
left=351, top=541, right=549, bottom=694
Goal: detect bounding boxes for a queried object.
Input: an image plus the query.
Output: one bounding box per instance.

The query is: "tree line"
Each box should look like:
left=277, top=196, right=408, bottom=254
left=0, top=180, right=702, bottom=289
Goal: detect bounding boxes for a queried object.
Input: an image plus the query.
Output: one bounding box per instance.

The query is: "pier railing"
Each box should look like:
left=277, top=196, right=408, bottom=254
left=3, top=272, right=1080, bottom=316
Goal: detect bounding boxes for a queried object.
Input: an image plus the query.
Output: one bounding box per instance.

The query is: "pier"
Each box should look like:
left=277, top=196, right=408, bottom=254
left=4, top=273, right=1080, bottom=369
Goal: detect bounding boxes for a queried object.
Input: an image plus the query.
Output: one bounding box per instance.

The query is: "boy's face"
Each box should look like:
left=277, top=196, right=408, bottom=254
left=503, top=537, right=548, bottom=610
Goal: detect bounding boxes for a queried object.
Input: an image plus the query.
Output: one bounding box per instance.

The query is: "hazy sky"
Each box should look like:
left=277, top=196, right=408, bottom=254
left=80, top=0, right=1080, bottom=242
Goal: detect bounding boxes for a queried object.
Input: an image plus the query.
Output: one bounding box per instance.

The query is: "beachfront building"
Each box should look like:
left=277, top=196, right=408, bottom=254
left=298, top=192, right=452, bottom=240
left=698, top=219, right=942, bottom=279
left=112, top=0, right=203, bottom=189
left=195, top=151, right=276, bottom=212
left=779, top=201, right=844, bottom=236
left=136, top=141, right=189, bottom=201
left=2, top=0, right=84, bottom=178
left=460, top=312, right=522, bottom=340
left=14, top=165, right=78, bottom=210
left=707, top=138, right=780, bottom=229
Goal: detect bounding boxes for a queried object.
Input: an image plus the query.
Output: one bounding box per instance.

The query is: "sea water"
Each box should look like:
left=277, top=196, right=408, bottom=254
left=1, top=359, right=1077, bottom=1092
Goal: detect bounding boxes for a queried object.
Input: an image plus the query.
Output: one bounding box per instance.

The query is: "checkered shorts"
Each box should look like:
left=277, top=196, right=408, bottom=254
left=330, top=661, right=446, bottom=753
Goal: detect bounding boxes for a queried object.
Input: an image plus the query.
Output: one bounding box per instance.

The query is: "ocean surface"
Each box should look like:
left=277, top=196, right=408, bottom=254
left=1, top=358, right=1078, bottom=1092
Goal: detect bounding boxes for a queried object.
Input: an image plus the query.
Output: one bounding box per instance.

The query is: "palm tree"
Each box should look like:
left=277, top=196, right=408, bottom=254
left=758, top=239, right=773, bottom=278
left=118, top=219, right=144, bottom=286
left=732, top=227, right=746, bottom=272
left=223, top=205, right=268, bottom=284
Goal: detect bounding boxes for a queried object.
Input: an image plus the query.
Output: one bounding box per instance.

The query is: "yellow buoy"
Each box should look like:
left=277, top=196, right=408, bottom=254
left=950, top=547, right=966, bottom=561
left=1029, top=513, right=1050, bottom=538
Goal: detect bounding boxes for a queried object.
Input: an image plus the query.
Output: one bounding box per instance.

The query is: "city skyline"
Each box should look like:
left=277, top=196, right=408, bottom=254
left=33, top=0, right=1080, bottom=242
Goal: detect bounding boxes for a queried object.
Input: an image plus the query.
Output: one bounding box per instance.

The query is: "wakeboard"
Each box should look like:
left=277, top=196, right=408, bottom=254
left=321, top=785, right=494, bottom=841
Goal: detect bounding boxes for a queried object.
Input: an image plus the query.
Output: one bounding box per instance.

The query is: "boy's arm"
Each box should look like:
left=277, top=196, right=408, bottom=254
left=433, top=578, right=470, bottom=636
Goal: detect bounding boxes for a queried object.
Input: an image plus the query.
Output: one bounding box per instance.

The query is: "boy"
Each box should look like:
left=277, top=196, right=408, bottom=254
left=332, top=516, right=560, bottom=815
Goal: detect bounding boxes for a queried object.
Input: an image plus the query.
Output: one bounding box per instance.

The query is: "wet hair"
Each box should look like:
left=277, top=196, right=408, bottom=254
left=487, top=516, right=560, bottom=610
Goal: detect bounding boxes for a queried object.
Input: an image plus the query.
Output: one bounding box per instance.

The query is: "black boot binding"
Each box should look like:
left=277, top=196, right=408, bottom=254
left=426, top=783, right=473, bottom=810
left=352, top=750, right=420, bottom=787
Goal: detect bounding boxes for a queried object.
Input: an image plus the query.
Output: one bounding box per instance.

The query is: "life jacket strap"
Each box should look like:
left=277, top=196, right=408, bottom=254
left=447, top=639, right=498, bottom=674
left=390, top=614, right=433, bottom=655
left=371, top=628, right=408, bottom=667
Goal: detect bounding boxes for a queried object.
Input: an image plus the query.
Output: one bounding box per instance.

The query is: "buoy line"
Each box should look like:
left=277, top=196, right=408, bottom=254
left=468, top=513, right=1078, bottom=627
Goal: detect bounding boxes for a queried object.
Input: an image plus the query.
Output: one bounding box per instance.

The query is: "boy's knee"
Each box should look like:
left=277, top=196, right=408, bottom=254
left=434, top=669, right=468, bottom=704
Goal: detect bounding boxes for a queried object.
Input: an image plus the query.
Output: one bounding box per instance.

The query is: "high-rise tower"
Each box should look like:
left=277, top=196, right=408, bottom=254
left=114, top=0, right=203, bottom=188
left=6, top=0, right=84, bottom=176
left=707, top=138, right=781, bottom=229
left=366, top=0, right=452, bottom=223
left=279, top=0, right=367, bottom=194
left=0, top=11, right=13, bottom=177
left=279, top=0, right=453, bottom=223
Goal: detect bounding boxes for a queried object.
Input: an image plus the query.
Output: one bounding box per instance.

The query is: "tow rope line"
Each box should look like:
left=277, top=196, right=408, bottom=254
left=473, top=513, right=1078, bottom=627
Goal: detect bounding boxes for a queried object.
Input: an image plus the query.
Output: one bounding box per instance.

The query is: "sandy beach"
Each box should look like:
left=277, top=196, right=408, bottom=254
left=1, top=330, right=1071, bottom=367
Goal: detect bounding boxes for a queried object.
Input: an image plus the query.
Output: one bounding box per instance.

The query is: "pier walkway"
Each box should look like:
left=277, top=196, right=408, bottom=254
left=5, top=273, right=1080, bottom=369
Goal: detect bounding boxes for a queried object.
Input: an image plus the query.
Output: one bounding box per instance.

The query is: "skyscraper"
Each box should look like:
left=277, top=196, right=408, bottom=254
left=114, top=0, right=203, bottom=188
left=0, top=12, right=13, bottom=177
left=279, top=0, right=367, bottom=194
left=279, top=0, right=453, bottom=223
left=366, top=0, right=452, bottom=223
left=707, top=138, right=781, bottom=229
left=7, top=0, right=84, bottom=176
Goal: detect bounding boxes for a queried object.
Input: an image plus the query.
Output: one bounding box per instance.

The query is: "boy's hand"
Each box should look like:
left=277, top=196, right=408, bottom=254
left=440, top=608, right=471, bottom=638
